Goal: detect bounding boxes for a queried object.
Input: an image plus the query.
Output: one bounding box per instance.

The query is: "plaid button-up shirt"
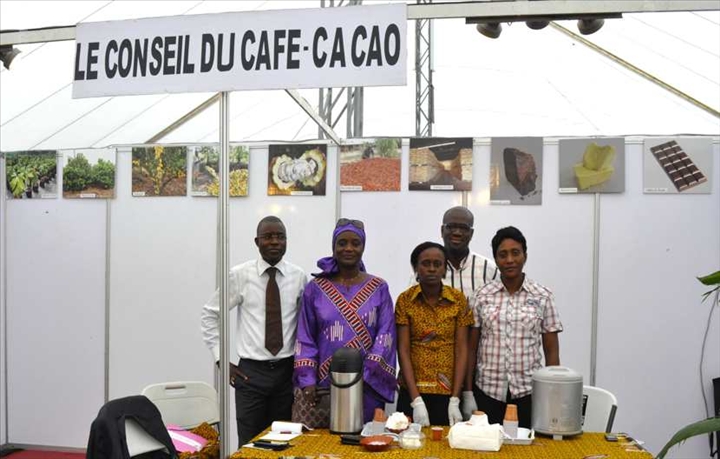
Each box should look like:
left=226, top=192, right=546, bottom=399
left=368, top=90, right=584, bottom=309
left=471, top=276, right=563, bottom=401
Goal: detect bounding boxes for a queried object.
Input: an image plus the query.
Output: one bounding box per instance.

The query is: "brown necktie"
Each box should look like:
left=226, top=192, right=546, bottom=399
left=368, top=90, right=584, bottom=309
left=265, top=267, right=283, bottom=356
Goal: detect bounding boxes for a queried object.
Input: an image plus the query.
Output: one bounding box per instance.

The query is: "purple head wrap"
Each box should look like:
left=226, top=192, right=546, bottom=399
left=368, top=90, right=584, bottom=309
left=314, top=222, right=367, bottom=277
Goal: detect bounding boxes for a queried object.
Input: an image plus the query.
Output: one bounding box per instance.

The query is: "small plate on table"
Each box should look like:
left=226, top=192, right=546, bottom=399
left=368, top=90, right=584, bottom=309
left=361, top=422, right=399, bottom=438
left=504, top=427, right=535, bottom=445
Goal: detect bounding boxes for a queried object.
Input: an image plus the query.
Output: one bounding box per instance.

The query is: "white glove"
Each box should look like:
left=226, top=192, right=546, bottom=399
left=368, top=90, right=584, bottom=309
left=448, top=396, right=463, bottom=426
left=461, top=391, right=478, bottom=420
left=410, top=396, right=430, bottom=426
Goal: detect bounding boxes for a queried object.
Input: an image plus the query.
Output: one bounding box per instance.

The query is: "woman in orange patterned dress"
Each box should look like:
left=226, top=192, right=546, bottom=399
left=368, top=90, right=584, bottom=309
left=395, top=241, right=472, bottom=426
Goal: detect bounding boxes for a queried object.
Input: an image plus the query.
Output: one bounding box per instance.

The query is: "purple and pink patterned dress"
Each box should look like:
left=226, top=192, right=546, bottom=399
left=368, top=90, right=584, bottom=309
left=294, top=274, right=397, bottom=422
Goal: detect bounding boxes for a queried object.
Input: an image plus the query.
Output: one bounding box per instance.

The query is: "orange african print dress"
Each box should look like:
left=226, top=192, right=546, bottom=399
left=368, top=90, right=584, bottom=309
left=395, top=284, right=473, bottom=395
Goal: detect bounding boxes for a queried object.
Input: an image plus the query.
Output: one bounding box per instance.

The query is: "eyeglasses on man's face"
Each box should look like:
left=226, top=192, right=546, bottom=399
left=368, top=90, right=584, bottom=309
left=257, top=232, right=287, bottom=241
left=442, top=223, right=473, bottom=233
left=336, top=218, right=365, bottom=230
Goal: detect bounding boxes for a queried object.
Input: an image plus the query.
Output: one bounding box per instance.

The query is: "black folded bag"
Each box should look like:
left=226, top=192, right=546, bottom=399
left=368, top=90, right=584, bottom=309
left=340, top=434, right=362, bottom=445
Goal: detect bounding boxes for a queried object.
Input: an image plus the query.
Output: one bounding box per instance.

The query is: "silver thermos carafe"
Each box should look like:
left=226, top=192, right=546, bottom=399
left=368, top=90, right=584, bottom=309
left=329, top=347, right=364, bottom=434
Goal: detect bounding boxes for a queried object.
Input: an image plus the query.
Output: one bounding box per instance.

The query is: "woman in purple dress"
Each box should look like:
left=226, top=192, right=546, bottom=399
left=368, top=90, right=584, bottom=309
left=294, top=218, right=397, bottom=424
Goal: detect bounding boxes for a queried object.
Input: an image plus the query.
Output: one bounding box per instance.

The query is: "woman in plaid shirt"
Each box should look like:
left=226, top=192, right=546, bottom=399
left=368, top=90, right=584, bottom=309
left=462, top=226, right=563, bottom=427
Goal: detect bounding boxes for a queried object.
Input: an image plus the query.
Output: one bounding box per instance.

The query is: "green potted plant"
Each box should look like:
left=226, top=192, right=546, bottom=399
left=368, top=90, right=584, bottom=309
left=656, top=270, right=720, bottom=459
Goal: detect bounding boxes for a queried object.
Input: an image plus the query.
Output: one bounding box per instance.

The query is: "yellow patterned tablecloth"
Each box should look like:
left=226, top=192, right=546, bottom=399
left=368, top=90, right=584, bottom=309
left=230, top=427, right=652, bottom=459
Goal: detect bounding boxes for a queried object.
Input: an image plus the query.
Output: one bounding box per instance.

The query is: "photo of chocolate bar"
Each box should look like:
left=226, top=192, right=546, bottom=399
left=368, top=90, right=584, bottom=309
left=649, top=141, right=707, bottom=192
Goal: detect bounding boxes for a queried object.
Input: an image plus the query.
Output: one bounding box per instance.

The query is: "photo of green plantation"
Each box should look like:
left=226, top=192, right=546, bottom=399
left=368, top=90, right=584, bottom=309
left=131, top=146, right=188, bottom=197
left=63, top=150, right=116, bottom=199
left=5, top=151, right=58, bottom=199
left=191, top=145, right=249, bottom=197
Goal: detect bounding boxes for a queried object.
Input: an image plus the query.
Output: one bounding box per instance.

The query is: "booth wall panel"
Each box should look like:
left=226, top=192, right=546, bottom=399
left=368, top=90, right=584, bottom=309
left=108, top=147, right=217, bottom=399
left=6, top=199, right=105, bottom=447
left=596, top=142, right=720, bottom=458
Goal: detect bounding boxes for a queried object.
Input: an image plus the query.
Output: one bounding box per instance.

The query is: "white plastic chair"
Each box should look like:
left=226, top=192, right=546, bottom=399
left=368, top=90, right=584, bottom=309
left=581, top=385, right=618, bottom=433
left=141, top=381, right=220, bottom=429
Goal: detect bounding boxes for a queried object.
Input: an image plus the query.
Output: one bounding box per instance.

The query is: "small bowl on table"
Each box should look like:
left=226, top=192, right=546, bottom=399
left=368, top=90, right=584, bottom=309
left=386, top=426, right=408, bottom=435
left=360, top=435, right=394, bottom=452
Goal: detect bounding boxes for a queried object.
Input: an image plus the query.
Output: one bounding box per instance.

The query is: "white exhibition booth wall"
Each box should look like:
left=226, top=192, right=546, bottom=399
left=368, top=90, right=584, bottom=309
left=1, top=138, right=719, bottom=457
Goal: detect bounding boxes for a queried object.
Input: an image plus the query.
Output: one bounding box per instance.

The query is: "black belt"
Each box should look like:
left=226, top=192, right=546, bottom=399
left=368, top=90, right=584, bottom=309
left=240, top=356, right=293, bottom=369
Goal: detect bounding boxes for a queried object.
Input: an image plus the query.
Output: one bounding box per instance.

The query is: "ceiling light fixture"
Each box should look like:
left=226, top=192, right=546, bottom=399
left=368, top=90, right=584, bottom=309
left=0, top=45, right=21, bottom=70
left=525, top=19, right=549, bottom=30
left=476, top=22, right=502, bottom=39
left=577, top=18, right=606, bottom=35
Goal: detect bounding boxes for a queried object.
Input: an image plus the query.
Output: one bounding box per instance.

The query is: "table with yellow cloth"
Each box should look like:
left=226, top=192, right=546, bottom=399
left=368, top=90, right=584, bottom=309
left=230, top=427, right=651, bottom=459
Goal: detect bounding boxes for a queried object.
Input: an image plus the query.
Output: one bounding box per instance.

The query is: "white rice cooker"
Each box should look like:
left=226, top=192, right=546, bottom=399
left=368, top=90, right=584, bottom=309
left=531, top=366, right=583, bottom=437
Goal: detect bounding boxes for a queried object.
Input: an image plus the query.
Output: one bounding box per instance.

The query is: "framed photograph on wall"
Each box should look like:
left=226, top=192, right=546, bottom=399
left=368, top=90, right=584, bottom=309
left=62, top=149, right=116, bottom=199
left=643, top=137, right=712, bottom=194
left=489, top=137, right=543, bottom=205
left=5, top=150, right=58, bottom=200
left=408, top=137, right=472, bottom=191
left=267, top=144, right=327, bottom=196
left=191, top=144, right=249, bottom=197
left=558, top=138, right=625, bottom=193
left=340, top=138, right=401, bottom=192
left=131, top=145, right=188, bottom=197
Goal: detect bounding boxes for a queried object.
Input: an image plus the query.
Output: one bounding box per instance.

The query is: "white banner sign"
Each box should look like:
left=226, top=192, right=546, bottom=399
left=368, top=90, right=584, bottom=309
left=73, top=4, right=406, bottom=98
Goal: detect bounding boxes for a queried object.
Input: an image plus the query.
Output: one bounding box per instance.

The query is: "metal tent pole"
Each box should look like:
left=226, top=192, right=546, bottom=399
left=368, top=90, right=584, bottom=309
left=590, top=193, right=601, bottom=386
left=218, top=91, right=231, bottom=458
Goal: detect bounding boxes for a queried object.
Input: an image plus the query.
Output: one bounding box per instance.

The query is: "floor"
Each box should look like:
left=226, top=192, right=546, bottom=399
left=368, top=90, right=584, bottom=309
left=0, top=450, right=85, bottom=459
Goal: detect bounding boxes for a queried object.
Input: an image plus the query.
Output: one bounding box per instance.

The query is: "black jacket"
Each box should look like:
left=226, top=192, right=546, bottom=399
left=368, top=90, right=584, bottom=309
left=86, top=395, right=177, bottom=459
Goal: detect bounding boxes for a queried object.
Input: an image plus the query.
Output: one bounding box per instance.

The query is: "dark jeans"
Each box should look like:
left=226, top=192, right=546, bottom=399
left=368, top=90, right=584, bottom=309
left=397, top=387, right=451, bottom=426
left=234, top=357, right=294, bottom=446
left=472, top=385, right=533, bottom=428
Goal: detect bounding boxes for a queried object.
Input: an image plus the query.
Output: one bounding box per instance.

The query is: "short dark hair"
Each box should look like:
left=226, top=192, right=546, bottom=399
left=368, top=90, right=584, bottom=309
left=410, top=241, right=448, bottom=270
left=491, top=226, right=527, bottom=258
left=442, top=206, right=474, bottom=226
left=256, top=215, right=285, bottom=235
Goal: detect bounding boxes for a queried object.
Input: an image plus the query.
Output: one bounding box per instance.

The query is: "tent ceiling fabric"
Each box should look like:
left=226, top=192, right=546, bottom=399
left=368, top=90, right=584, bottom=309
left=1, top=1, right=718, bottom=151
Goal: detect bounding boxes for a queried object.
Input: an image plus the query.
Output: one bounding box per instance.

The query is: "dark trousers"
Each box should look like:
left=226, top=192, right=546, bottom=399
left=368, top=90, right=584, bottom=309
left=234, top=357, right=294, bottom=446
left=397, top=387, right=451, bottom=426
left=473, top=385, right=533, bottom=428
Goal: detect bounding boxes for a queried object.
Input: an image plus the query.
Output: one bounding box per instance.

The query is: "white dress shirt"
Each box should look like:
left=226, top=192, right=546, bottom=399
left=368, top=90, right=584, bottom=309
left=201, top=257, right=308, bottom=361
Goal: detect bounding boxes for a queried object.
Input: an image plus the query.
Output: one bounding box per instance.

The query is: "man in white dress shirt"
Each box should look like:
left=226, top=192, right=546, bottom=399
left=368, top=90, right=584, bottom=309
left=201, top=216, right=308, bottom=446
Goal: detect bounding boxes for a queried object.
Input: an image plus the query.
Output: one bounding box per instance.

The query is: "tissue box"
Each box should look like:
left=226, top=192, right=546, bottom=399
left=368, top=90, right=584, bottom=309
left=448, top=422, right=504, bottom=452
